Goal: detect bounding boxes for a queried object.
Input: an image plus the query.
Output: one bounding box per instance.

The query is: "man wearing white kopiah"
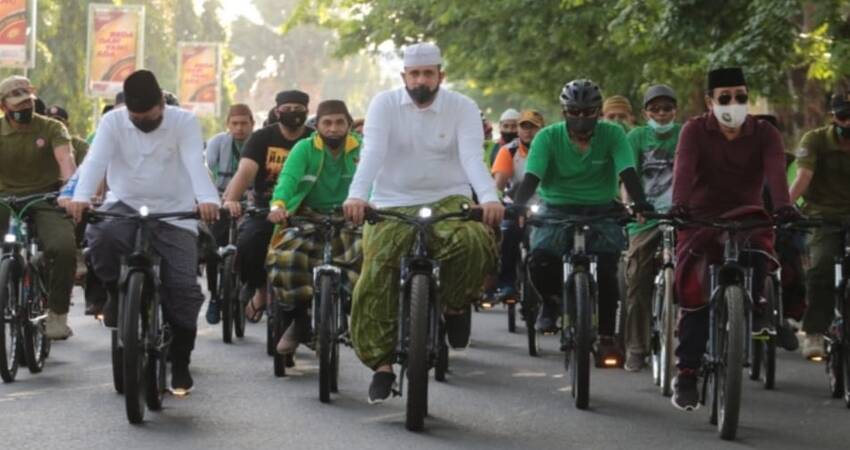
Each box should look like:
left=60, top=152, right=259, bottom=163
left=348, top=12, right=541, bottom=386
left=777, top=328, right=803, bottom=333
left=343, top=42, right=504, bottom=403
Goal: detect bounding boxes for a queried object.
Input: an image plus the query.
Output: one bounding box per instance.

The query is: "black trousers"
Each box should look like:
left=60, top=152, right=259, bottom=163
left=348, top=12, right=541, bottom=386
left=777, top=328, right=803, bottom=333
left=236, top=215, right=274, bottom=290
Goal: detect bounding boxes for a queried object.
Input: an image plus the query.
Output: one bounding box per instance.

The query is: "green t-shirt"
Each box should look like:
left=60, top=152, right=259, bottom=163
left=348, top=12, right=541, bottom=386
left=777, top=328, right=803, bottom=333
left=526, top=121, right=635, bottom=205
left=625, top=124, right=681, bottom=235
left=795, top=125, right=850, bottom=216
left=72, top=135, right=89, bottom=166
left=0, top=114, right=71, bottom=194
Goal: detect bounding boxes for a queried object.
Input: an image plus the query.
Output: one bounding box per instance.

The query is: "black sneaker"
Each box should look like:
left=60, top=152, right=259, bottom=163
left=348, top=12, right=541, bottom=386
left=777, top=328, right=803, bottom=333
left=170, top=363, right=194, bottom=395
left=205, top=299, right=221, bottom=325
left=444, top=307, right=471, bottom=349
left=535, top=300, right=559, bottom=333
left=671, top=369, right=700, bottom=411
left=368, top=372, right=396, bottom=404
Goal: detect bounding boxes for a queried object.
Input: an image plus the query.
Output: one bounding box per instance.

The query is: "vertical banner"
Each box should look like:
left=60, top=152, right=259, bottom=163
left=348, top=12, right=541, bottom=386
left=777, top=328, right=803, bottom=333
left=177, top=42, right=221, bottom=116
left=85, top=3, right=145, bottom=98
left=0, top=0, right=36, bottom=68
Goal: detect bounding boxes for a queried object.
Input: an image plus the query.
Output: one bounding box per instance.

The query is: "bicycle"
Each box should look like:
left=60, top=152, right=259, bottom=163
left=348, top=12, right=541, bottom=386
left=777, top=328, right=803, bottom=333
left=791, top=218, right=850, bottom=408
left=525, top=209, right=630, bottom=410
left=0, top=193, right=57, bottom=383
left=364, top=204, right=481, bottom=431
left=212, top=209, right=247, bottom=344
left=285, top=212, right=358, bottom=402
left=673, top=216, right=774, bottom=440
left=641, top=213, right=678, bottom=397
left=86, top=206, right=198, bottom=424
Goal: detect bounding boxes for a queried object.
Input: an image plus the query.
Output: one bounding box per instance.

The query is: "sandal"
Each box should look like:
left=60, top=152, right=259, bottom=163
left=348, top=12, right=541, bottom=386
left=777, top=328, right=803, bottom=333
left=245, top=294, right=266, bottom=323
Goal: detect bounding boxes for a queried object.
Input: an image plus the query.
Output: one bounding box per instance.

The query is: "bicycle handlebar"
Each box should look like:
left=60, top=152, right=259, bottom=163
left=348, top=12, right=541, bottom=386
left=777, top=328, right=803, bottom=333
left=364, top=205, right=482, bottom=227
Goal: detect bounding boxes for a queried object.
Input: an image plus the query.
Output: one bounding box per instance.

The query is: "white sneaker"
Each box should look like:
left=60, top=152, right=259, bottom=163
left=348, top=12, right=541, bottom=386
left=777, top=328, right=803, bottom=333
left=801, top=334, right=825, bottom=360
left=44, top=311, right=73, bottom=340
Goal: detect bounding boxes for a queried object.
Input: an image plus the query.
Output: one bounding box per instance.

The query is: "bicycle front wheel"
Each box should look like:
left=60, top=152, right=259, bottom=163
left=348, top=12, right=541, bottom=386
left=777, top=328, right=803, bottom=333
left=220, top=255, right=234, bottom=343
left=21, top=266, right=48, bottom=374
left=0, top=258, right=20, bottom=382
left=660, top=268, right=676, bottom=397
left=406, top=274, right=430, bottom=431
left=318, top=274, right=335, bottom=403
left=718, top=285, right=746, bottom=441
left=571, top=272, right=592, bottom=410
left=123, top=272, right=148, bottom=424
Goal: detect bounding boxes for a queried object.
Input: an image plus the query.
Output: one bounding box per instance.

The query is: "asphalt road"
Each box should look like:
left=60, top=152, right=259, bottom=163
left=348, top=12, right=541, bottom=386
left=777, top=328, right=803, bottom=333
left=1, top=285, right=848, bottom=450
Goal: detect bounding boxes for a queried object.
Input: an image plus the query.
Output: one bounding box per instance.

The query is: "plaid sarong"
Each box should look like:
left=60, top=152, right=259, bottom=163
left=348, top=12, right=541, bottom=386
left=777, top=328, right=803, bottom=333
left=265, top=219, right=362, bottom=308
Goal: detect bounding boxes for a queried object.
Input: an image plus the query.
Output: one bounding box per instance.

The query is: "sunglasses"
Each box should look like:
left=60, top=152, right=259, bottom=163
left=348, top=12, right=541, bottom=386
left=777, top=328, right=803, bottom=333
left=565, top=108, right=599, bottom=118
left=716, top=93, right=749, bottom=106
left=834, top=109, right=850, bottom=122
left=646, top=104, right=675, bottom=113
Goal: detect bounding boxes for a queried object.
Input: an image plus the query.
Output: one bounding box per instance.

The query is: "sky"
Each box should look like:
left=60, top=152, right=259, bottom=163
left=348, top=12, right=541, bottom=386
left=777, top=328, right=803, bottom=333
left=193, top=0, right=262, bottom=24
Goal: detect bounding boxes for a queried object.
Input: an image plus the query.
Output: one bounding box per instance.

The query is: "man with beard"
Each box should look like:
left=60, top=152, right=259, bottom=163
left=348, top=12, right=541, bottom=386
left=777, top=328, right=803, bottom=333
left=343, top=43, right=503, bottom=403
left=223, top=90, right=313, bottom=324
left=265, top=100, right=363, bottom=355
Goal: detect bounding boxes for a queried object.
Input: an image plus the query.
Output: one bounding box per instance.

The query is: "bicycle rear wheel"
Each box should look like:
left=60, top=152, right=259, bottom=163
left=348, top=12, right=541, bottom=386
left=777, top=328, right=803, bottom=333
left=520, top=270, right=539, bottom=357
left=145, top=307, right=167, bottom=411
left=111, top=329, right=124, bottom=393
left=318, top=274, right=334, bottom=403
left=571, top=272, right=592, bottom=410
left=717, top=285, right=745, bottom=441
left=434, top=322, right=448, bottom=382
left=406, top=274, right=430, bottom=431
left=21, top=266, right=48, bottom=374
left=0, top=259, right=20, bottom=383
left=233, top=262, right=246, bottom=338
left=123, top=272, right=148, bottom=424
left=659, top=268, right=676, bottom=397
left=273, top=302, right=287, bottom=377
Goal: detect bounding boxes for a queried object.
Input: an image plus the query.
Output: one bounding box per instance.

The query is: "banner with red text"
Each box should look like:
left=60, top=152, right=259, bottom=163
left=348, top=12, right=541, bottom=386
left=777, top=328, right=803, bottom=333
left=0, top=0, right=36, bottom=68
left=177, top=42, right=221, bottom=116
left=86, top=4, right=145, bottom=98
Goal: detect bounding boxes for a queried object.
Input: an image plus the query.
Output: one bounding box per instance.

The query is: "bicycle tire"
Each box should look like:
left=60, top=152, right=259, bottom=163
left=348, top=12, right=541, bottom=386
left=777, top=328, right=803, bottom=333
left=521, top=274, right=539, bottom=357
left=0, top=258, right=19, bottom=382
left=660, top=267, right=676, bottom=397
left=318, top=274, right=334, bottom=403
left=434, top=322, right=448, bottom=382
left=507, top=303, right=516, bottom=333
left=21, top=266, right=48, bottom=374
left=233, top=262, right=246, bottom=338
left=273, top=301, right=287, bottom=377
left=763, top=278, right=778, bottom=390
left=829, top=342, right=844, bottom=398
left=123, top=271, right=147, bottom=424
left=221, top=255, right=234, bottom=344
left=406, top=274, right=430, bottom=431
left=718, top=285, right=745, bottom=441
left=145, top=307, right=167, bottom=411
left=111, top=329, right=124, bottom=393
left=572, top=272, right=592, bottom=410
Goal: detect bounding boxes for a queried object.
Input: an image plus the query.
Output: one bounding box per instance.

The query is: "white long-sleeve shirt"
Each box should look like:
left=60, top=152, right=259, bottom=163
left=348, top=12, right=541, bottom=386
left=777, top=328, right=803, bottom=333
left=72, top=105, right=220, bottom=232
left=347, top=87, right=499, bottom=207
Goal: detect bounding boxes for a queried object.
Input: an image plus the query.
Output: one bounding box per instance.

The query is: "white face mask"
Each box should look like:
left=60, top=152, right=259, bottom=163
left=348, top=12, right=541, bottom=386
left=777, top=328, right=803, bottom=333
left=712, top=103, right=748, bottom=129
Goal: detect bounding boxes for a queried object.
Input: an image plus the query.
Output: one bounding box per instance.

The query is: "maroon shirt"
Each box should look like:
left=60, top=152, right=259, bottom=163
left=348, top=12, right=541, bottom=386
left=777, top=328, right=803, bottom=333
left=672, top=113, right=791, bottom=218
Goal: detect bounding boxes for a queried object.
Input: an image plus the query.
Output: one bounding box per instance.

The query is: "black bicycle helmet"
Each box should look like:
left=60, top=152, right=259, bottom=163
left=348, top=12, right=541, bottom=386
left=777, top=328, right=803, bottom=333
left=559, top=79, right=602, bottom=110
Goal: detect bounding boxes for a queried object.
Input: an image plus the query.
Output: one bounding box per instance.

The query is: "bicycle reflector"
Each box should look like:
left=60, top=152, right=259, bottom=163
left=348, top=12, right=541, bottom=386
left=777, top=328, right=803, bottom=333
left=139, top=205, right=150, bottom=217
left=604, top=357, right=619, bottom=367
left=3, top=233, right=14, bottom=243
left=418, top=207, right=433, bottom=219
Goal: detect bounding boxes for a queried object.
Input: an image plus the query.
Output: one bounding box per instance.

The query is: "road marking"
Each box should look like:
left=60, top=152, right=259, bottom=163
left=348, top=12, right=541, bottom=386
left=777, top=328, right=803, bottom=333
left=512, top=371, right=547, bottom=377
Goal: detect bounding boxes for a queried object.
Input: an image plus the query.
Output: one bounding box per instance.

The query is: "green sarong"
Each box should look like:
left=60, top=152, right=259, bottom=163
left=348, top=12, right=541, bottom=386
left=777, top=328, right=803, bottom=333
left=350, top=195, right=497, bottom=369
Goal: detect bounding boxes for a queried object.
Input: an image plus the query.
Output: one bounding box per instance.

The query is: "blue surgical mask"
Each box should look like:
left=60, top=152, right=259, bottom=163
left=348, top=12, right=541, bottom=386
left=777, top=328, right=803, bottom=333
left=648, top=119, right=675, bottom=134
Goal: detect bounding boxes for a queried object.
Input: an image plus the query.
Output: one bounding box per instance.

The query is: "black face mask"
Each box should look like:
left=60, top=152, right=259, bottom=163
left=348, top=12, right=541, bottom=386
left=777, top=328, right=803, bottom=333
left=321, top=133, right=345, bottom=150
left=131, top=115, right=163, bottom=133
left=565, top=116, right=597, bottom=136
left=501, top=132, right=518, bottom=143
left=10, top=107, right=33, bottom=124
left=406, top=85, right=439, bottom=104
left=835, top=122, right=850, bottom=140
left=279, top=110, right=307, bottom=129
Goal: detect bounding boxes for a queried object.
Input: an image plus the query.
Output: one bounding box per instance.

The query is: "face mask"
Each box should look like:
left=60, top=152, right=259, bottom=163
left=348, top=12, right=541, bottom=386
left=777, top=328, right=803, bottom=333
left=10, top=107, right=33, bottom=124
left=279, top=110, right=306, bottom=129
left=712, top=104, right=748, bottom=129
left=321, top=133, right=345, bottom=149
left=131, top=115, right=163, bottom=133
left=406, top=85, right=439, bottom=104
left=648, top=119, right=675, bottom=134
left=566, top=116, right=597, bottom=135
left=836, top=123, right=850, bottom=139
left=501, top=132, right=518, bottom=142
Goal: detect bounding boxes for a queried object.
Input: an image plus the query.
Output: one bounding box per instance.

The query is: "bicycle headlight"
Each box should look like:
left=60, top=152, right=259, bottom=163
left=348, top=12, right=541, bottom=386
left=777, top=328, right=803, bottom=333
left=3, top=233, right=15, bottom=244
left=529, top=204, right=541, bottom=215
left=418, top=207, right=433, bottom=219
left=139, top=205, right=150, bottom=217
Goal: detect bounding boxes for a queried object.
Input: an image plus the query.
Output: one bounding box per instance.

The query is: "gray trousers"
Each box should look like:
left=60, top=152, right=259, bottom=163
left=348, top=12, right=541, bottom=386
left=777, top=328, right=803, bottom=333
left=624, top=228, right=662, bottom=355
left=85, top=202, right=205, bottom=331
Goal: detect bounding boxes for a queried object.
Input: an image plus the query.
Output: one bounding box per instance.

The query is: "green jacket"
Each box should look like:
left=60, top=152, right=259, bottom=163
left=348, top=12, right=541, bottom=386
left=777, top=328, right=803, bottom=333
left=270, top=131, right=361, bottom=213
